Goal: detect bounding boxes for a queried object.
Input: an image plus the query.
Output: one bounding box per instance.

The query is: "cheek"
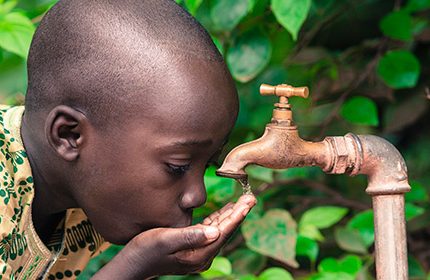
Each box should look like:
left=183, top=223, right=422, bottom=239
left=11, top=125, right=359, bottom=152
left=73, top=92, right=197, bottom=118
left=81, top=154, right=184, bottom=218
left=76, top=165, right=188, bottom=243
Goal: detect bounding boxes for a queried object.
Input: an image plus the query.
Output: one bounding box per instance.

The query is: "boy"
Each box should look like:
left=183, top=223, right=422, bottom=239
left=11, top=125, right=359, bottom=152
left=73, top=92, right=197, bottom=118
left=0, top=0, right=256, bottom=279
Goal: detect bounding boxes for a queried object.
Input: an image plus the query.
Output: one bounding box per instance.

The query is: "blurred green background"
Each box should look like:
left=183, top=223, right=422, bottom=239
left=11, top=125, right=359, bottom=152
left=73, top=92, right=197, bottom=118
left=1, top=0, right=429, bottom=279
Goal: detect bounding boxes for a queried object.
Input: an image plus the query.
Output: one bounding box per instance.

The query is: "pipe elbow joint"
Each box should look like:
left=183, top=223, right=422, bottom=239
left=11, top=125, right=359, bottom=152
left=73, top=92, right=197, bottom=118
left=326, top=134, right=410, bottom=195
left=357, top=135, right=410, bottom=195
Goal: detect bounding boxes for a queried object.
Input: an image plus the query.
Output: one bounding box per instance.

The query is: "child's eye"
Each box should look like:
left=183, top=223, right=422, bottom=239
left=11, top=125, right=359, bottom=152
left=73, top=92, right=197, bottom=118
left=166, top=163, right=191, bottom=176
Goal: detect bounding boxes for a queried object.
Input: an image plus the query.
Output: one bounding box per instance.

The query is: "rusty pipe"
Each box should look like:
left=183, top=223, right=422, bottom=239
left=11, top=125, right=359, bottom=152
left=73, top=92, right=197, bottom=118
left=340, top=135, right=409, bottom=280
left=217, top=131, right=410, bottom=279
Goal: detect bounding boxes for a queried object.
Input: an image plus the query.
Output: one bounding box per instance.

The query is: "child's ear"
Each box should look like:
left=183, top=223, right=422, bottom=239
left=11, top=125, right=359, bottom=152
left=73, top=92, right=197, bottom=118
left=45, top=105, right=88, bottom=161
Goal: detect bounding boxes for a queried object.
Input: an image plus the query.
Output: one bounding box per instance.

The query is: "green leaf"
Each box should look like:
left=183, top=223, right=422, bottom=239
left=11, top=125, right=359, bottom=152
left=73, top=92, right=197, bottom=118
left=201, top=257, right=232, bottom=279
left=240, top=275, right=258, bottom=280
left=299, top=224, right=324, bottom=241
left=0, top=12, right=35, bottom=58
left=340, top=96, right=379, bottom=126
left=405, top=181, right=429, bottom=203
left=338, top=255, right=363, bottom=275
left=210, top=0, right=249, bottom=31
left=409, top=255, right=426, bottom=278
left=245, top=197, right=264, bottom=221
left=229, top=248, right=267, bottom=275
left=296, top=235, right=319, bottom=261
left=376, top=50, right=420, bottom=89
left=258, top=267, right=293, bottom=280
left=247, top=0, right=259, bottom=12
left=211, top=36, right=223, bottom=55
left=379, top=11, right=413, bottom=41
left=204, top=166, right=236, bottom=203
left=0, top=1, right=17, bottom=15
left=347, top=210, right=374, bottom=247
left=318, top=255, right=362, bottom=276
left=242, top=209, right=298, bottom=267
left=299, top=206, right=348, bottom=229
left=334, top=227, right=368, bottom=254
left=405, top=202, right=425, bottom=221
left=309, top=272, right=355, bottom=280
left=227, top=30, right=272, bottom=83
left=271, top=0, right=311, bottom=40
left=405, top=0, right=430, bottom=12
left=184, top=0, right=203, bottom=15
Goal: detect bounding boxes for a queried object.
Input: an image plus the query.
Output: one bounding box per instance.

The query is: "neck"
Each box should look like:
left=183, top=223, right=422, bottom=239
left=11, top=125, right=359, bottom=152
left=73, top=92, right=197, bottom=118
left=21, top=115, right=77, bottom=242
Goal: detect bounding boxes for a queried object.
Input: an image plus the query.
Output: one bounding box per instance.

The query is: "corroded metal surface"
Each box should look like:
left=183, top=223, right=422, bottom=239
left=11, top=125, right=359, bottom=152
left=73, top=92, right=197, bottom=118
left=216, top=83, right=411, bottom=280
left=373, top=195, right=408, bottom=280
left=216, top=126, right=332, bottom=178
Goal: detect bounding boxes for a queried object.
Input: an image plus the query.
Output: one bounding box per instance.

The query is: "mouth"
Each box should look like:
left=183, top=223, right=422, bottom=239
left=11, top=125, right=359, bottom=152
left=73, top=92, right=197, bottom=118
left=172, top=212, right=193, bottom=228
left=176, top=216, right=193, bottom=228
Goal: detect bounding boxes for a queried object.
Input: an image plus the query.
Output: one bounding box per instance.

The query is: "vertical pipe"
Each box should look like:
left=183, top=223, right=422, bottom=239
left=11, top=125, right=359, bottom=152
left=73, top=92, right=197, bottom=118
left=372, top=194, right=408, bottom=280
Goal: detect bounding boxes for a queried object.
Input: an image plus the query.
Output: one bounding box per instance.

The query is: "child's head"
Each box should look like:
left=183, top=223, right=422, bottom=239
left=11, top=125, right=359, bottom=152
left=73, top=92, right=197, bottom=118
left=23, top=0, right=238, bottom=244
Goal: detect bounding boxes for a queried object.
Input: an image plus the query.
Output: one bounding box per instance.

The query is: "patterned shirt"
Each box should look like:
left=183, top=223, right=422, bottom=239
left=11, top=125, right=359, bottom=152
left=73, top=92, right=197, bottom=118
left=0, top=106, right=109, bottom=280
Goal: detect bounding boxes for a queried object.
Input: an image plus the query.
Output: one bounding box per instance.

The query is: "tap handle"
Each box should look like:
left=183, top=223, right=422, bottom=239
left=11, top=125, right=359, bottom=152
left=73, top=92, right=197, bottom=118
left=260, top=84, right=309, bottom=99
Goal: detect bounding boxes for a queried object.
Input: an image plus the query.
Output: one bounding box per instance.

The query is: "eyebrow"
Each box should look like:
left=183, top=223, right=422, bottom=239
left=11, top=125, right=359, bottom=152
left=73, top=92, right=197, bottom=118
left=170, top=139, right=213, bottom=147
left=166, top=133, right=231, bottom=150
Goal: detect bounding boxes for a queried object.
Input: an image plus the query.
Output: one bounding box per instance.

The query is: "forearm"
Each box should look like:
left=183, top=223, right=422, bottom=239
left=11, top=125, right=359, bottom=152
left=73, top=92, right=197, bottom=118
left=91, top=248, right=153, bottom=280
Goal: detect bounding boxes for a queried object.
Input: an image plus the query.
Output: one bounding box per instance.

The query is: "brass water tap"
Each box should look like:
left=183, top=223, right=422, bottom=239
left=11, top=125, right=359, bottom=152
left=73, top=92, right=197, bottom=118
left=216, top=83, right=410, bottom=280
left=216, top=83, right=332, bottom=179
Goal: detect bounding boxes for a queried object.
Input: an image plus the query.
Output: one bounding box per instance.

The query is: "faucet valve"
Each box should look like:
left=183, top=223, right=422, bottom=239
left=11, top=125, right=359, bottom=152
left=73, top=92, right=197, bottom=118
left=260, top=84, right=309, bottom=98
left=260, top=84, right=309, bottom=126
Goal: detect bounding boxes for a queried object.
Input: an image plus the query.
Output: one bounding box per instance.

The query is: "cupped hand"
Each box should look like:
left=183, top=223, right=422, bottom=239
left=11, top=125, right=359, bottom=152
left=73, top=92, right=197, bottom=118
left=92, top=194, right=257, bottom=280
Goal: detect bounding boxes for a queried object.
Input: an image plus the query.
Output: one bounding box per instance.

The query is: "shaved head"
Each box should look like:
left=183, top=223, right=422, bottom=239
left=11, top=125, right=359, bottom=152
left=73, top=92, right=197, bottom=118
left=25, top=0, right=234, bottom=127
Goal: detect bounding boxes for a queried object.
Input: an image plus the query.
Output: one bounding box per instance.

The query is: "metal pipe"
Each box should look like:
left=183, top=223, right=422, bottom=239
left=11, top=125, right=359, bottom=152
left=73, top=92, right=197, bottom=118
left=357, top=135, right=409, bottom=280
left=217, top=133, right=410, bottom=280
left=216, top=84, right=411, bottom=279
left=372, top=195, right=408, bottom=279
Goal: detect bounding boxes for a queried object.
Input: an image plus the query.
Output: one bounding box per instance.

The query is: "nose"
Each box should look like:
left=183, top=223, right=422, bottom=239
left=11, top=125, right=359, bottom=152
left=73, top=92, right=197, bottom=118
left=179, top=178, right=207, bottom=210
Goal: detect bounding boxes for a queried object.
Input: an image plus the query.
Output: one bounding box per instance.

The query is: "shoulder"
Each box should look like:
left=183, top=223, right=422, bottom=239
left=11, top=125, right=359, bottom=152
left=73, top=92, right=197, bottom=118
left=0, top=105, right=35, bottom=275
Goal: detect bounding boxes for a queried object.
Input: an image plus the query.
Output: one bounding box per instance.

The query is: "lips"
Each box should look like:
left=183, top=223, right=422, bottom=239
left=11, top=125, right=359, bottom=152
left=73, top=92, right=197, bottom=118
left=176, top=216, right=192, bottom=228
left=172, top=211, right=193, bottom=228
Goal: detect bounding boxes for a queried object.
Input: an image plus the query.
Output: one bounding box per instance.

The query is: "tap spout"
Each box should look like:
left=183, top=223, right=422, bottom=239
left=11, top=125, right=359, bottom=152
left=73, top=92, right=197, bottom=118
left=216, top=125, right=332, bottom=179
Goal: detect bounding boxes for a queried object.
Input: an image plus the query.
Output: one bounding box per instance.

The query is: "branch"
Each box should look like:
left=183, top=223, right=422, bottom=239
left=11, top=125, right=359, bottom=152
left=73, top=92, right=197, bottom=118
left=256, top=178, right=370, bottom=211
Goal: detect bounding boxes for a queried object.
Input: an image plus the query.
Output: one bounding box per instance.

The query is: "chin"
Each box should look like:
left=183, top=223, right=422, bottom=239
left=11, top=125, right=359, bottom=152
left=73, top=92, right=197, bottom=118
left=98, top=223, right=146, bottom=245
left=101, top=231, right=136, bottom=245
left=101, top=216, right=193, bottom=245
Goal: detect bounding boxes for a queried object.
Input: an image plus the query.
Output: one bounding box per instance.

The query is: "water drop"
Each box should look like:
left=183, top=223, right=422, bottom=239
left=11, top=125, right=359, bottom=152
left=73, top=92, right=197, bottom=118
left=237, top=178, right=253, bottom=195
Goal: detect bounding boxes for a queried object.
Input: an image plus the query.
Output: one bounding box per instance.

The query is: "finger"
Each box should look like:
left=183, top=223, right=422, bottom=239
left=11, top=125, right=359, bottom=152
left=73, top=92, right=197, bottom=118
left=236, top=194, right=257, bottom=208
left=203, top=202, right=234, bottom=223
left=174, top=198, right=256, bottom=268
left=215, top=195, right=257, bottom=226
left=160, top=224, right=220, bottom=252
left=202, top=202, right=234, bottom=225
left=218, top=203, right=253, bottom=234
left=213, top=208, right=234, bottom=225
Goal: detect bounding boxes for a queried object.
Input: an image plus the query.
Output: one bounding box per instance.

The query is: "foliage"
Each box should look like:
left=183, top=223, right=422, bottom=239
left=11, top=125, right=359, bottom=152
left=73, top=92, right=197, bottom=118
left=0, top=0, right=429, bottom=279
